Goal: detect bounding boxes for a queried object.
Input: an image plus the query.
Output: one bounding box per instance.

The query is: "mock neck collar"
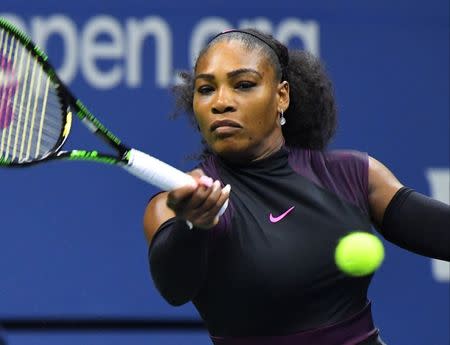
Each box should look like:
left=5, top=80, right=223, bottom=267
left=214, top=146, right=290, bottom=173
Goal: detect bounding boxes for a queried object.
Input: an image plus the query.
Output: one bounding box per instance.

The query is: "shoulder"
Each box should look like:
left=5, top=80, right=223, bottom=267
left=323, top=149, right=369, bottom=183
left=316, top=148, right=368, bottom=180
left=287, top=146, right=367, bottom=166
left=288, top=146, right=368, bottom=181
left=324, top=149, right=370, bottom=215
left=325, top=149, right=368, bottom=162
left=288, top=146, right=370, bottom=213
left=323, top=149, right=369, bottom=198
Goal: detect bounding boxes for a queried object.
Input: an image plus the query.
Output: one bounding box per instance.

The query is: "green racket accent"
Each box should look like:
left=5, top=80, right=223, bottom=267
left=69, top=150, right=118, bottom=164
left=0, top=18, right=48, bottom=62
left=0, top=16, right=129, bottom=167
left=0, top=157, right=12, bottom=165
left=75, top=100, right=122, bottom=146
left=0, top=18, right=31, bottom=46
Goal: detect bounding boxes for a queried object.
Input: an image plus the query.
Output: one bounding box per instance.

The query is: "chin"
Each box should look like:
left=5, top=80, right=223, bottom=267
left=211, top=141, right=254, bottom=162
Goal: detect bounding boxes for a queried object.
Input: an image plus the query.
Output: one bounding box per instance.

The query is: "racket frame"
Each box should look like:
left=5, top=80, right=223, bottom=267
left=0, top=18, right=207, bottom=199
left=0, top=18, right=131, bottom=168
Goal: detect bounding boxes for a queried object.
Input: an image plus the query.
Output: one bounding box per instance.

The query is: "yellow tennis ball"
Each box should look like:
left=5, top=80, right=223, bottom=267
left=335, top=232, right=385, bottom=277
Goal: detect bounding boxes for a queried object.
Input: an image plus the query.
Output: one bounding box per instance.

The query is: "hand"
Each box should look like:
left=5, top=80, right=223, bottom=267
left=166, top=169, right=231, bottom=229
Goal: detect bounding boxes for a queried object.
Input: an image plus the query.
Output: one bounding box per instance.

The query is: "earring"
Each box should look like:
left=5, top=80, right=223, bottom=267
left=280, top=110, right=286, bottom=126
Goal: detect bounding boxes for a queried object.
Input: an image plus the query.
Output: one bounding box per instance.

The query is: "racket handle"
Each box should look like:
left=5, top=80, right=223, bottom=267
left=124, top=149, right=228, bottom=217
left=125, top=148, right=195, bottom=190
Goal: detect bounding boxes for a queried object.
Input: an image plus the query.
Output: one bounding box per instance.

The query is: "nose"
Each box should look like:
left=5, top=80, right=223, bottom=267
left=212, top=87, right=235, bottom=114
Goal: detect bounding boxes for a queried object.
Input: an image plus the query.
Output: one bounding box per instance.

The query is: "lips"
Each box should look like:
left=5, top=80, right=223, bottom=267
left=210, top=119, right=242, bottom=132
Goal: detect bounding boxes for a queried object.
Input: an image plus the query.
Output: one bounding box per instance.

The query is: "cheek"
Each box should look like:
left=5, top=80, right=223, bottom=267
left=193, top=111, right=212, bottom=141
left=246, top=99, right=276, bottom=130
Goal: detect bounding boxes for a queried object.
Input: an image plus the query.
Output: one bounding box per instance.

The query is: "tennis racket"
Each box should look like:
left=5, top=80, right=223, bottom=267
left=0, top=17, right=228, bottom=214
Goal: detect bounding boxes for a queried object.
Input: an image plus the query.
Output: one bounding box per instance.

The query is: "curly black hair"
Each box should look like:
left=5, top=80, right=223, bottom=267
left=172, top=28, right=337, bottom=151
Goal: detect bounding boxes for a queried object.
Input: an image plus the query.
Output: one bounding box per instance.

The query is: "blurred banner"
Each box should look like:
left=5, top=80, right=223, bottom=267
left=0, top=1, right=448, bottom=344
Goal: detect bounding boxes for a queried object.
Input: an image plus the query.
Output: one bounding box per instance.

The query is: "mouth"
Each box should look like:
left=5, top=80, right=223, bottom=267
left=210, top=119, right=242, bottom=132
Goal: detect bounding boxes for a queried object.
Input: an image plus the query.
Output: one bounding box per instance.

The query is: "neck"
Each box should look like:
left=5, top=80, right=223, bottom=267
left=251, top=134, right=285, bottom=163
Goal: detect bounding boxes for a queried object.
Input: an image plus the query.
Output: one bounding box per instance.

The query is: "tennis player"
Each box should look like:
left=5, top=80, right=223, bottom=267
left=144, top=29, right=450, bottom=345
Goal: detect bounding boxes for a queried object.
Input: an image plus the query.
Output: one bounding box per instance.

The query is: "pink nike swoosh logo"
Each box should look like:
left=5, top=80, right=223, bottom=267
left=269, top=206, right=295, bottom=223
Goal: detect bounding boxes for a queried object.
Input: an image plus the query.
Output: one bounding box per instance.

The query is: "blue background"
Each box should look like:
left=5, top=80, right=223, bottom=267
left=0, top=0, right=449, bottom=344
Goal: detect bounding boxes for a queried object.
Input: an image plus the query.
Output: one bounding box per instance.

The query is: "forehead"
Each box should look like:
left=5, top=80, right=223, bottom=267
left=196, top=40, right=274, bottom=76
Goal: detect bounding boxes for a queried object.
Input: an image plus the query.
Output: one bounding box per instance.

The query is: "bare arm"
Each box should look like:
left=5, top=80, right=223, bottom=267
left=367, top=156, right=404, bottom=227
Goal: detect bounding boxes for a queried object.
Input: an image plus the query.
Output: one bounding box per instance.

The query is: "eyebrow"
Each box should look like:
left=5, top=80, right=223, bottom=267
left=194, top=68, right=263, bottom=82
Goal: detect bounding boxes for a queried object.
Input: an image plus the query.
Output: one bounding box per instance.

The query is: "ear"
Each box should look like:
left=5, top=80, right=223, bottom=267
left=277, top=81, right=290, bottom=113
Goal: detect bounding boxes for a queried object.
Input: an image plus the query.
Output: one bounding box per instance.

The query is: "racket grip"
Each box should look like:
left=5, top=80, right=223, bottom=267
left=124, top=149, right=228, bottom=217
left=124, top=148, right=195, bottom=190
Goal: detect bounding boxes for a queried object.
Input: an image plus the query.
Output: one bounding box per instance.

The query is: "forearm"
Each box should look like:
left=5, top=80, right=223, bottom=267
left=380, top=187, right=450, bottom=261
left=149, top=218, right=209, bottom=306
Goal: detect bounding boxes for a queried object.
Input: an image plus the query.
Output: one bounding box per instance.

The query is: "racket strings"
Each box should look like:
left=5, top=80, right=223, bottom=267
left=0, top=30, right=63, bottom=163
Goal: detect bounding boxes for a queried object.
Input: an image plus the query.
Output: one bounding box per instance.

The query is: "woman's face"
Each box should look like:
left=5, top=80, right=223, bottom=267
left=193, top=40, right=289, bottom=162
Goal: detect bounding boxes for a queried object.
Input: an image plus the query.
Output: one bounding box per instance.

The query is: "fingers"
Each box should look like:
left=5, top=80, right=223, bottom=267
left=166, top=169, right=231, bottom=229
left=190, top=169, right=214, bottom=188
left=167, top=179, right=213, bottom=211
left=166, top=169, right=210, bottom=209
left=188, top=178, right=217, bottom=209
left=166, top=183, right=197, bottom=209
left=204, top=182, right=230, bottom=217
left=208, top=184, right=231, bottom=225
left=188, top=182, right=231, bottom=228
left=199, top=180, right=222, bottom=210
left=189, top=180, right=222, bottom=218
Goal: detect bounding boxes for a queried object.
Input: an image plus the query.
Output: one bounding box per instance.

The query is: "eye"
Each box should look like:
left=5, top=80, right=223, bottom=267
left=235, top=81, right=256, bottom=90
left=197, top=85, right=214, bottom=95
